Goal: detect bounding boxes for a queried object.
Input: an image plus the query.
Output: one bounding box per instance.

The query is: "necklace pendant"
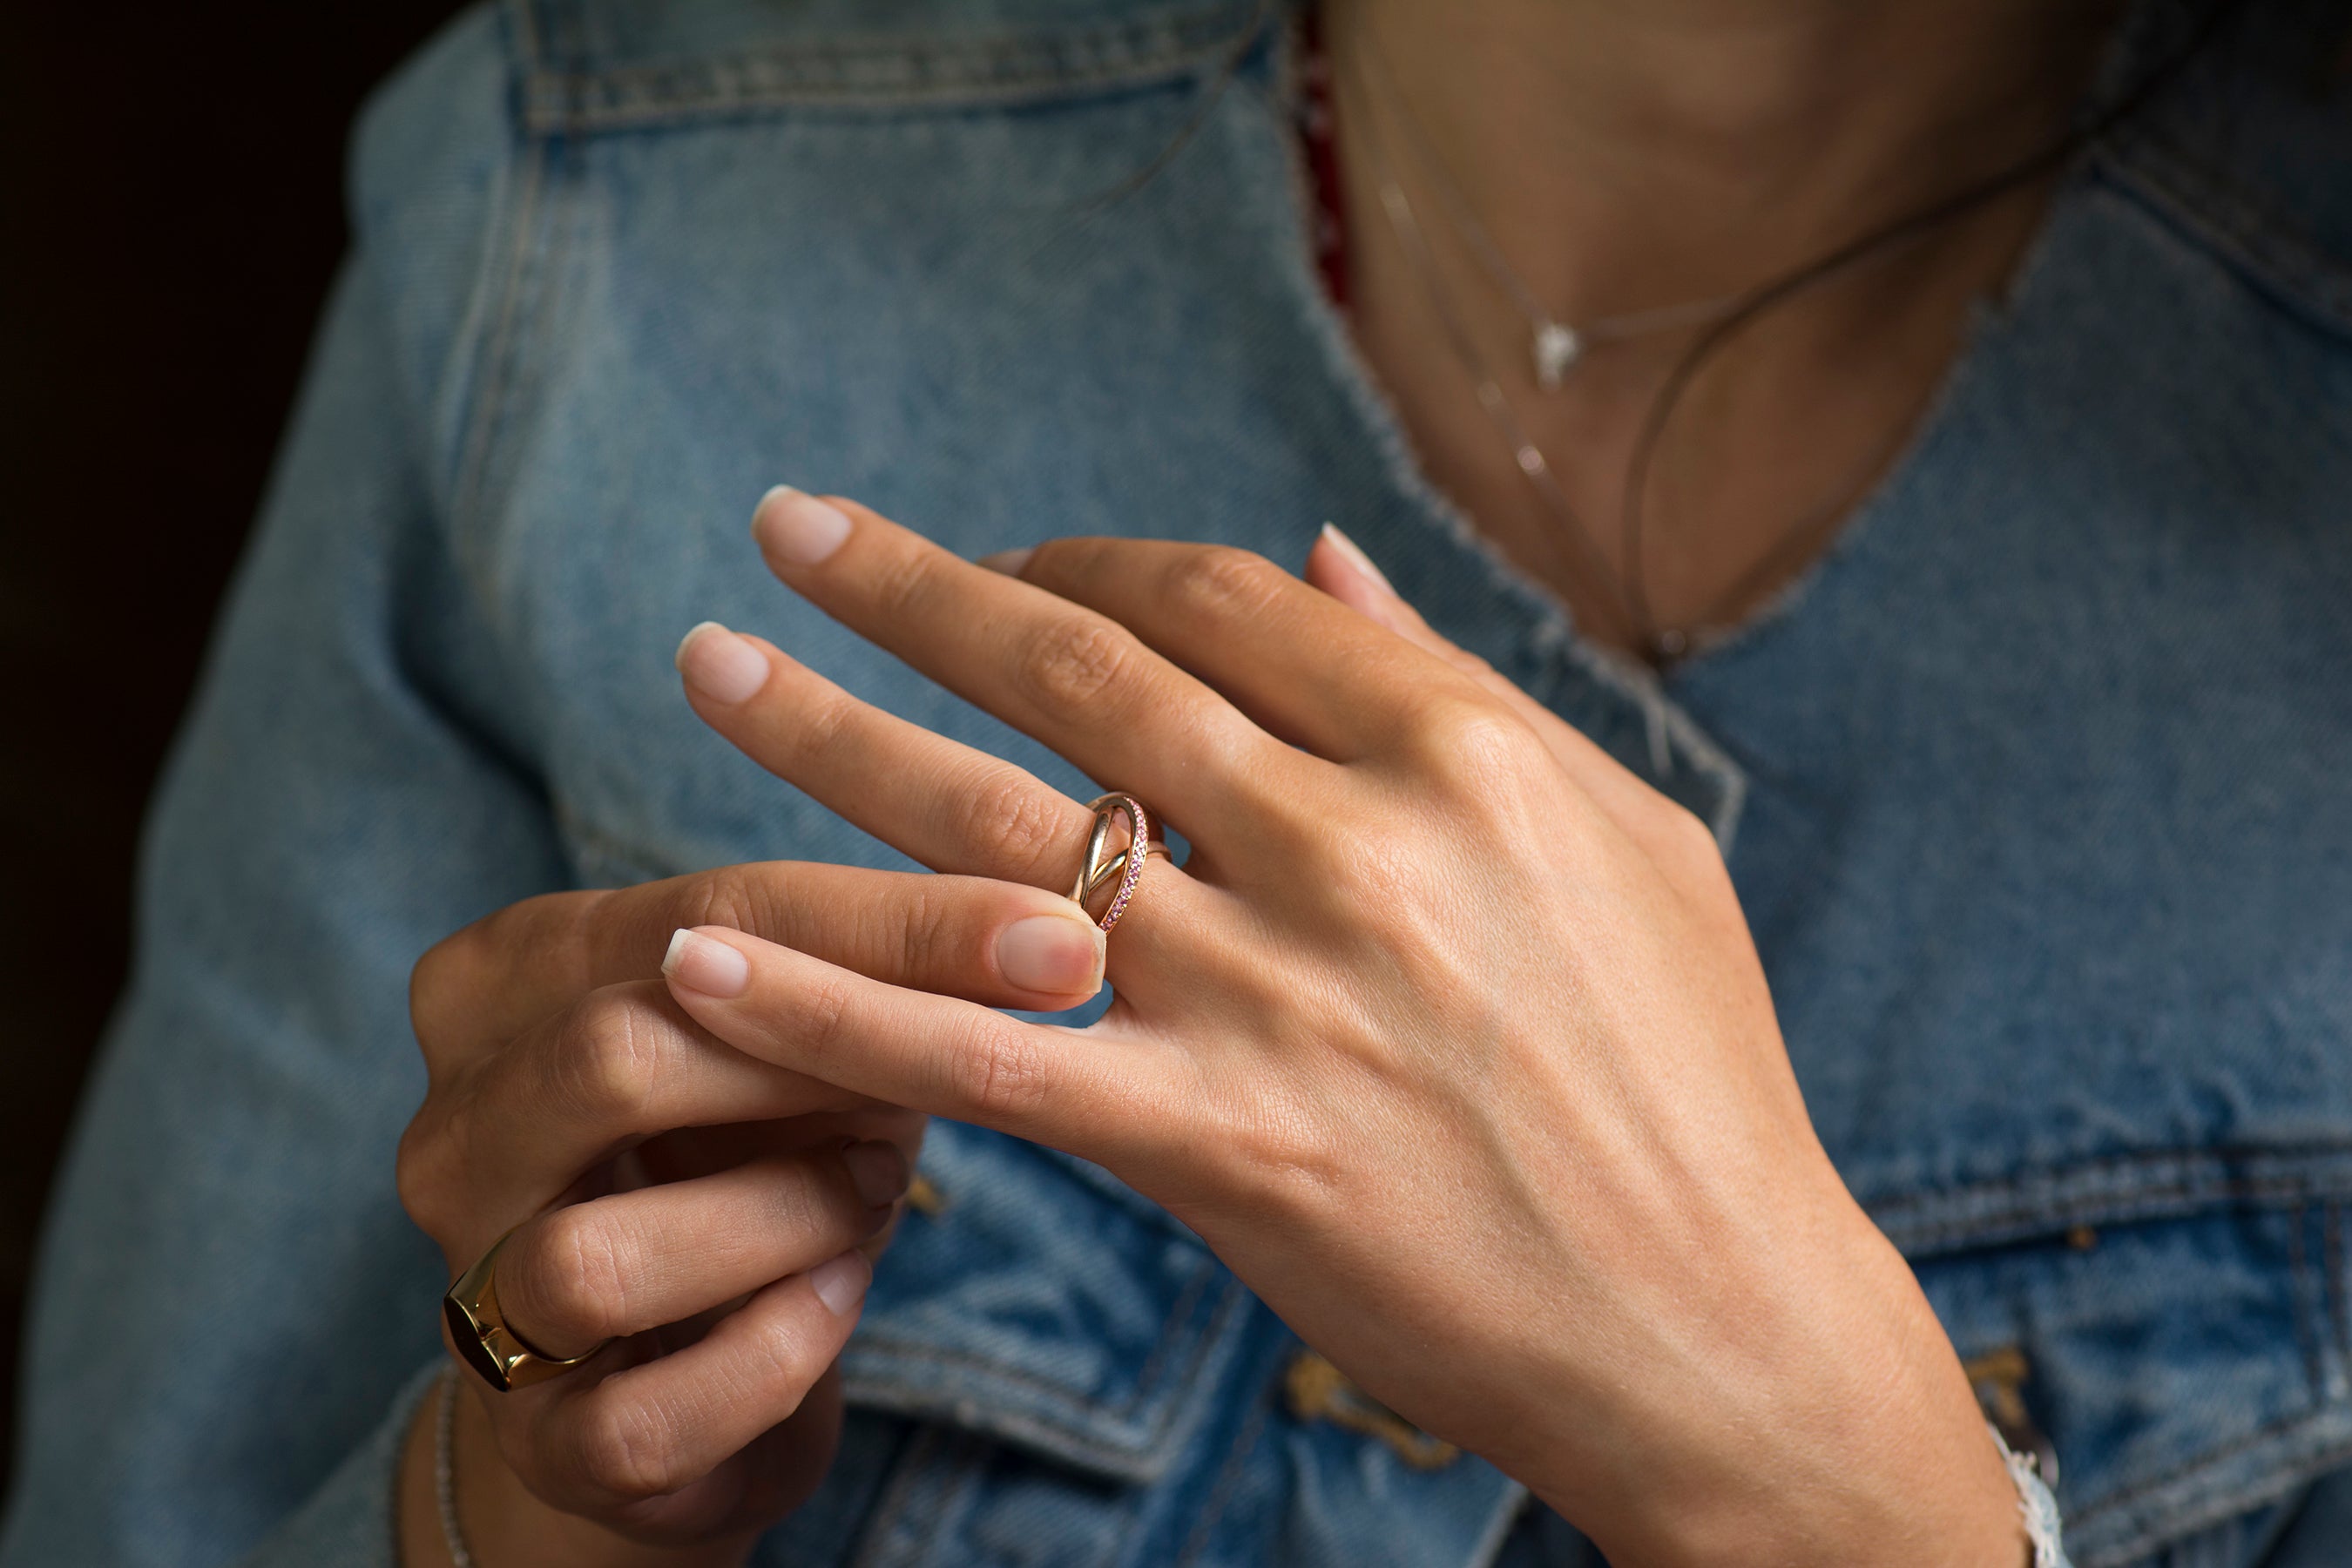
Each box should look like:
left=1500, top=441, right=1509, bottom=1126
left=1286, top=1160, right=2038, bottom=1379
left=1531, top=320, right=1581, bottom=389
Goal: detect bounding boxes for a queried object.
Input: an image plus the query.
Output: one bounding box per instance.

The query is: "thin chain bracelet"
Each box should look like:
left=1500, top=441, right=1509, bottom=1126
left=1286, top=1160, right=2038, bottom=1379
left=436, top=1367, right=479, bottom=1568
left=1992, top=1423, right=2070, bottom=1567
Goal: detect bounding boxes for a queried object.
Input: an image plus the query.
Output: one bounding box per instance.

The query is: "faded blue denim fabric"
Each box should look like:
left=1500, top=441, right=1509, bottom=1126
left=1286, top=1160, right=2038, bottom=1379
left=3, top=0, right=2349, bottom=1565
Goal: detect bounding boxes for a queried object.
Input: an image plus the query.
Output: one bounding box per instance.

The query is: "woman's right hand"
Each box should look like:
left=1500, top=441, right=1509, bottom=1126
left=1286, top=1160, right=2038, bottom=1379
left=395, top=849, right=1108, bottom=1565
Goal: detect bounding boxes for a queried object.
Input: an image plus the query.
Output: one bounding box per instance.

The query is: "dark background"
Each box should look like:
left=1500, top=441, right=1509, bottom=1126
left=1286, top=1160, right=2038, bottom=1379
left=0, top=0, right=469, bottom=1489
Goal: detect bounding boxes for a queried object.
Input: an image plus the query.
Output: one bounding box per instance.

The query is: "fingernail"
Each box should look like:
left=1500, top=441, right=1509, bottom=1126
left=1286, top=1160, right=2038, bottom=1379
left=977, top=546, right=1033, bottom=576
left=661, top=929, right=750, bottom=999
left=1320, top=522, right=1395, bottom=594
left=841, top=1141, right=911, bottom=1209
left=809, top=1249, right=873, bottom=1317
left=673, top=621, right=771, bottom=705
left=995, top=912, right=1105, bottom=995
left=752, top=485, right=853, bottom=565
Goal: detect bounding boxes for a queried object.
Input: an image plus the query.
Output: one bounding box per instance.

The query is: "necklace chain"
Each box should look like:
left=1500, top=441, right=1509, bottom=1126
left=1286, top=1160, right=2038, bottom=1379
left=1344, top=48, right=1670, bottom=650
left=1339, top=35, right=1945, bottom=664
left=1355, top=39, right=1742, bottom=390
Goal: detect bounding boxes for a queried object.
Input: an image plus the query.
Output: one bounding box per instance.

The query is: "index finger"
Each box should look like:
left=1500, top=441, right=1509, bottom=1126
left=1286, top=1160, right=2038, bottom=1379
left=411, top=862, right=1105, bottom=1056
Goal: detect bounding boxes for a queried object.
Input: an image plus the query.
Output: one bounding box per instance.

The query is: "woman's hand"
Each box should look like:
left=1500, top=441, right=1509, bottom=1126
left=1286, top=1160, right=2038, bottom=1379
left=653, top=490, right=2027, bottom=1568
left=395, top=858, right=1105, bottom=1565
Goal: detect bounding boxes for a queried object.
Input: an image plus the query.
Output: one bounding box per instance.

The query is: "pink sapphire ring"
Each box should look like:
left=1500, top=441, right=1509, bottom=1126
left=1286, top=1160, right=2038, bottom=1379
left=1070, top=793, right=1161, bottom=934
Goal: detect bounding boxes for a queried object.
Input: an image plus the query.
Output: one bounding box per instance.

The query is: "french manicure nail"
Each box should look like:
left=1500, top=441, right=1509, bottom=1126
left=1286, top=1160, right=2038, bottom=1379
left=977, top=546, right=1034, bottom=576
left=841, top=1140, right=911, bottom=1209
left=996, top=912, right=1105, bottom=995
left=809, top=1249, right=873, bottom=1317
left=752, top=485, right=853, bottom=565
left=673, top=621, right=771, bottom=705
left=1320, top=522, right=1395, bottom=594
left=660, top=929, right=750, bottom=999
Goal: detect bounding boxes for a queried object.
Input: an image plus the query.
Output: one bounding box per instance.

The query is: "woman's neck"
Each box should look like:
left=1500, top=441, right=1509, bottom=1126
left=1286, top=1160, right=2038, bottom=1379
left=1328, top=0, right=2117, bottom=317
left=1318, top=0, right=2121, bottom=660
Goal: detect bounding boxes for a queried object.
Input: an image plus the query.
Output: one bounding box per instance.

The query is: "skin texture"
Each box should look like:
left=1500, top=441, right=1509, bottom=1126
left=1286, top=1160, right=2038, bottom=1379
left=395, top=866, right=1104, bottom=1565
left=390, top=0, right=2129, bottom=1553
left=1330, top=0, right=2118, bottom=653
left=662, top=491, right=2019, bottom=1566
left=400, top=496, right=2024, bottom=1565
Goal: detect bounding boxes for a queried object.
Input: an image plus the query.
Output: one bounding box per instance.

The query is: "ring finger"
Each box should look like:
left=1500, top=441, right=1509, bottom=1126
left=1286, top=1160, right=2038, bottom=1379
left=488, top=1142, right=908, bottom=1362
left=531, top=1262, right=873, bottom=1516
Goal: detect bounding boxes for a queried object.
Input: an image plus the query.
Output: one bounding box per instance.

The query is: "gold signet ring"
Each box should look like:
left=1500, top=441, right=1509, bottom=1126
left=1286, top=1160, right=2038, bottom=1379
left=443, top=1227, right=610, bottom=1392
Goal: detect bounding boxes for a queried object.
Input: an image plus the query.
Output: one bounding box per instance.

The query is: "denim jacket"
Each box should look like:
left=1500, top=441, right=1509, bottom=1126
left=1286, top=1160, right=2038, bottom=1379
left=6, top=0, right=2351, bottom=1564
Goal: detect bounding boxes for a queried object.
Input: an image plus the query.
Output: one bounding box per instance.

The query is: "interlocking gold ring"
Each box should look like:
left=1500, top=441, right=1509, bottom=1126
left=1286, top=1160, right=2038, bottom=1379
left=1071, top=793, right=1160, bottom=933
left=443, top=1226, right=609, bottom=1392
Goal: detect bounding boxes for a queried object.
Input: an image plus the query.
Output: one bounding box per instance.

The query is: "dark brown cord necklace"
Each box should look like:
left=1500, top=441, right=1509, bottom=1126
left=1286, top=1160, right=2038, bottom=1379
left=1336, top=0, right=2242, bottom=666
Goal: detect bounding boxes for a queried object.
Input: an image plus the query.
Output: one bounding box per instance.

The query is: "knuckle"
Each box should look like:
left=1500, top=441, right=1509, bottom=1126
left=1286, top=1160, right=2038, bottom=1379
left=683, top=862, right=761, bottom=936
left=528, top=1207, right=635, bottom=1343
left=393, top=1109, right=456, bottom=1237
left=1167, top=546, right=1285, bottom=624
left=408, top=927, right=485, bottom=1050
left=1656, top=800, right=1731, bottom=886
left=793, top=975, right=857, bottom=1069
left=1410, top=696, right=1544, bottom=801
left=1017, top=617, right=1136, bottom=715
left=948, top=1020, right=1051, bottom=1123
left=952, top=770, right=1072, bottom=880
left=760, top=1164, right=835, bottom=1243
left=864, top=539, right=944, bottom=624
left=885, top=877, right=949, bottom=987
left=1661, top=800, right=1720, bottom=858
left=735, top=1311, right=822, bottom=1413
left=553, top=993, right=666, bottom=1125
left=571, top=1391, right=679, bottom=1502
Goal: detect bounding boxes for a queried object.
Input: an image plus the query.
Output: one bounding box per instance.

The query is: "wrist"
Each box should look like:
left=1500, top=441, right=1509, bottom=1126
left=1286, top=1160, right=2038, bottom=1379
left=1510, top=1212, right=2026, bottom=1568
left=399, top=1370, right=756, bottom=1568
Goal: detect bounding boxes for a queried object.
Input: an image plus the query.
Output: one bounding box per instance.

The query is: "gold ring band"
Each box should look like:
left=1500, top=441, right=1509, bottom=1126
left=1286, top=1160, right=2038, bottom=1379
left=443, top=1226, right=610, bottom=1392
left=1071, top=793, right=1159, bottom=933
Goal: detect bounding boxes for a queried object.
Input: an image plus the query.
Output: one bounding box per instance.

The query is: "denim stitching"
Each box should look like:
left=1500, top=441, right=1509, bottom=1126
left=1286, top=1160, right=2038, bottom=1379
left=848, top=1255, right=1222, bottom=1423
left=1867, top=1146, right=2352, bottom=1255
left=2071, top=1413, right=2352, bottom=1565
left=896, top=1435, right=984, bottom=1568
left=848, top=1423, right=943, bottom=1568
left=2094, top=140, right=2352, bottom=338
left=1171, top=1360, right=1276, bottom=1568
left=2326, top=1204, right=2349, bottom=1375
left=2287, top=1203, right=2322, bottom=1402
left=844, top=1276, right=1249, bottom=1470
left=1463, top=1483, right=1540, bottom=1568
left=449, top=11, right=550, bottom=545
left=1127, top=1254, right=1220, bottom=1407
left=850, top=1427, right=986, bottom=1568
left=515, top=1, right=1263, bottom=133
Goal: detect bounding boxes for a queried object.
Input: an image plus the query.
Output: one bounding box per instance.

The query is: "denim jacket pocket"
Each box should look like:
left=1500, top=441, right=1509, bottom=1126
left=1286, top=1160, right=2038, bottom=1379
left=840, top=1119, right=1251, bottom=1485
left=1888, top=1152, right=2352, bottom=1568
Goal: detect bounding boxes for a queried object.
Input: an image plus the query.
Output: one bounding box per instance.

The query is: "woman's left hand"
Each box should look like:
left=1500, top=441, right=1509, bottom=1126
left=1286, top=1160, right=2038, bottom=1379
left=659, top=491, right=2025, bottom=1568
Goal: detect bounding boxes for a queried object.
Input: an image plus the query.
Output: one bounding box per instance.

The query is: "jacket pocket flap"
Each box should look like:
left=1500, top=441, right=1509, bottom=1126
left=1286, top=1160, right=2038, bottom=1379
left=1907, top=1170, right=2352, bottom=1567
left=840, top=1119, right=1250, bottom=1485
